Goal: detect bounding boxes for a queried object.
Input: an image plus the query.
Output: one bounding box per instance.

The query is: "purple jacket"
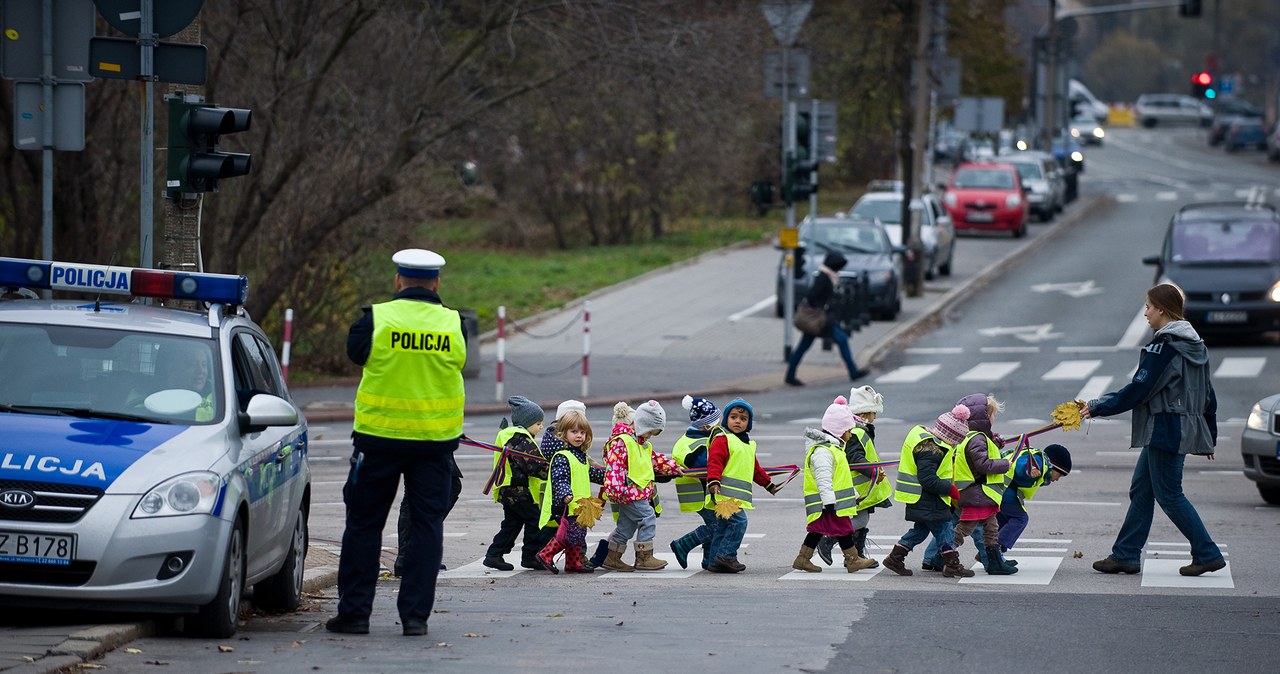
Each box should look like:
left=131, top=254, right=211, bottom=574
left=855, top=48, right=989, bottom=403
left=955, top=394, right=1010, bottom=508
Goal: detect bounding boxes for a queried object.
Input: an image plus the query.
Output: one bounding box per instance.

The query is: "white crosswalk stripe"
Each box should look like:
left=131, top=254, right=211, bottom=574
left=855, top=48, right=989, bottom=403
left=1215, top=357, right=1265, bottom=378
left=876, top=364, right=941, bottom=383
left=956, top=361, right=1020, bottom=382
left=1074, top=375, right=1114, bottom=403
left=1041, top=359, right=1102, bottom=381
left=871, top=355, right=1268, bottom=390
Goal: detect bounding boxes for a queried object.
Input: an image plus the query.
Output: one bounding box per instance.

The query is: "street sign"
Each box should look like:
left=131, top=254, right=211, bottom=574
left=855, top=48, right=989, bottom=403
left=779, top=227, right=799, bottom=249
left=761, top=0, right=811, bottom=47
left=814, top=99, right=837, bottom=164
left=92, top=0, right=204, bottom=39
left=90, top=36, right=207, bottom=84
left=1, top=0, right=95, bottom=82
left=954, top=96, right=1004, bottom=133
left=13, top=81, right=85, bottom=151
left=764, top=49, right=809, bottom=99
left=932, top=56, right=961, bottom=100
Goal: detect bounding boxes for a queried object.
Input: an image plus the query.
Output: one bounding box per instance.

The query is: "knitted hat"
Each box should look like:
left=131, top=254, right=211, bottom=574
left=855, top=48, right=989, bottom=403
left=822, top=395, right=857, bottom=437
left=822, top=251, right=847, bottom=272
left=847, top=385, right=884, bottom=415
left=682, top=394, right=721, bottom=429
left=556, top=399, right=587, bottom=421
left=612, top=401, right=635, bottom=425
left=1044, top=444, right=1072, bottom=474
left=930, top=404, right=971, bottom=447
left=507, top=395, right=544, bottom=429
left=721, top=397, right=754, bottom=432
left=633, top=400, right=666, bottom=437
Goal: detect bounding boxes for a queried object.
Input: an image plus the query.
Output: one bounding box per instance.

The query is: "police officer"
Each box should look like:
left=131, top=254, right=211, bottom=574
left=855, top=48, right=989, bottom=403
left=326, top=249, right=467, bottom=637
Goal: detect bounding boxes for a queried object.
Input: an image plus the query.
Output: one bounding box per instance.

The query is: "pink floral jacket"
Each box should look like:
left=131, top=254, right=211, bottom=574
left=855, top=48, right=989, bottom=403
left=602, top=421, right=681, bottom=504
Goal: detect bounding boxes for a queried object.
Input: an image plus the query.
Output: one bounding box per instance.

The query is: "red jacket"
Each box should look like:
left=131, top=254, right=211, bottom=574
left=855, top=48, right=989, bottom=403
left=706, top=432, right=772, bottom=487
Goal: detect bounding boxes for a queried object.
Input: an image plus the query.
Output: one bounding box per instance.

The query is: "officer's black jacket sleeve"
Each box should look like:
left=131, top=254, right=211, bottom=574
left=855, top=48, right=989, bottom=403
left=347, top=306, right=374, bottom=366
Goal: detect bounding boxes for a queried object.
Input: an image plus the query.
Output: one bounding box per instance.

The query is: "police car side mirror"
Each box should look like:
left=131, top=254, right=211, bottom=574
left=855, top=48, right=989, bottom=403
left=239, top=394, right=299, bottom=434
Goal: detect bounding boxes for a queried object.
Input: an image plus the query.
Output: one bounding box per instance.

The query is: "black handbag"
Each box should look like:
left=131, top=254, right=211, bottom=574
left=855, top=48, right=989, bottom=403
left=792, top=301, right=827, bottom=337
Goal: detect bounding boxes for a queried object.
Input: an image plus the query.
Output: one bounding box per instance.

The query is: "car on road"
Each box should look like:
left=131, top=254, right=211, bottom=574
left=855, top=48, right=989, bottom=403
left=1141, top=203, right=1280, bottom=336
left=1270, top=123, right=1280, bottom=162
left=996, top=151, right=1063, bottom=222
left=1069, top=116, right=1105, bottom=146
left=0, top=257, right=310, bottom=638
left=1223, top=117, right=1268, bottom=152
left=1135, top=93, right=1212, bottom=128
left=943, top=162, right=1029, bottom=238
left=776, top=216, right=903, bottom=321
left=848, top=188, right=956, bottom=279
left=1243, top=392, right=1280, bottom=505
left=1208, top=98, right=1264, bottom=146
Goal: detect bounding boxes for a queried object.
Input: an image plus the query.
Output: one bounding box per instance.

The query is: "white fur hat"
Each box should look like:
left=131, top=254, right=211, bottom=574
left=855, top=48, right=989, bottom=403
left=847, top=385, right=884, bottom=415
left=556, top=399, right=587, bottom=421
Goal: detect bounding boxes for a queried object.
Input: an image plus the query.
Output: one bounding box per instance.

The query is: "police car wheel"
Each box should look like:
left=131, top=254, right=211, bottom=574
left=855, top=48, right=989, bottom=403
left=188, top=519, right=245, bottom=638
left=255, top=503, right=309, bottom=612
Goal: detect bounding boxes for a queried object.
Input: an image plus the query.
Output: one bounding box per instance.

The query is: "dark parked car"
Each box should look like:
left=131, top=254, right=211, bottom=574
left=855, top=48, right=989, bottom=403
left=1242, top=392, right=1280, bottom=506
left=1223, top=117, right=1268, bottom=152
left=1209, top=98, right=1263, bottom=146
left=776, top=216, right=903, bottom=321
left=1142, top=202, right=1280, bottom=335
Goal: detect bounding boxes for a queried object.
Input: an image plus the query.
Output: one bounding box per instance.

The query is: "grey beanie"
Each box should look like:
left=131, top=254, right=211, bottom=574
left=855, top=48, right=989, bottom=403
left=633, top=399, right=667, bottom=437
left=507, top=395, right=544, bottom=430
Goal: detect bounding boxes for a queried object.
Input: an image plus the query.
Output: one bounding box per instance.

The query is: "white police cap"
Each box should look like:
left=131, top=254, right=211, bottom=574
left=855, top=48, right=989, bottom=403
left=392, top=248, right=446, bottom=279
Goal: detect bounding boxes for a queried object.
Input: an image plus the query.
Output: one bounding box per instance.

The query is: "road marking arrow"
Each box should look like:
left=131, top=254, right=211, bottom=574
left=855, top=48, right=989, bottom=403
left=977, top=324, right=1063, bottom=343
left=1030, top=280, right=1103, bottom=298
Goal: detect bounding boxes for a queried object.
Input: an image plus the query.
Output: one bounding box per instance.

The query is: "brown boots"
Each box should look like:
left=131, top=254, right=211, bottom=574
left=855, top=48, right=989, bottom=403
left=793, top=545, right=823, bottom=573
left=882, top=544, right=914, bottom=576
left=843, top=546, right=877, bottom=573
left=633, top=541, right=667, bottom=571
left=601, top=541, right=634, bottom=572
left=941, top=549, right=975, bottom=578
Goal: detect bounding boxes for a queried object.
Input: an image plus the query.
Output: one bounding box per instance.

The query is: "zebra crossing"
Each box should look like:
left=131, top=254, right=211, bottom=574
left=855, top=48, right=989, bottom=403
left=1110, top=184, right=1276, bottom=205
left=436, top=534, right=1234, bottom=588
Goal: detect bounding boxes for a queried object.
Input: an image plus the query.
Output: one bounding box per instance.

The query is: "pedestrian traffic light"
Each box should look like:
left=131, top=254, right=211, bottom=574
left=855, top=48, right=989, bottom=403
left=1190, top=71, right=1215, bottom=99
left=1179, top=0, right=1202, bottom=18
left=784, top=151, right=819, bottom=205
left=166, top=95, right=252, bottom=196
left=795, top=110, right=814, bottom=163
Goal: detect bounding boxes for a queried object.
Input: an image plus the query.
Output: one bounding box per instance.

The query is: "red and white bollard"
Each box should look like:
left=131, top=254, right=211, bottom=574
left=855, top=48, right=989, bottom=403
left=282, top=308, right=294, bottom=383
left=495, top=305, right=506, bottom=402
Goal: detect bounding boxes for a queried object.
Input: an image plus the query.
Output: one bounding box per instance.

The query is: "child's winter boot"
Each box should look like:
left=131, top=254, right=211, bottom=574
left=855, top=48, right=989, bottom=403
left=792, top=545, right=823, bottom=573
left=815, top=536, right=835, bottom=566
left=564, top=546, right=594, bottom=573
left=670, top=532, right=700, bottom=570
left=843, top=547, right=877, bottom=573
left=882, top=544, right=914, bottom=576
left=984, top=545, right=1018, bottom=575
left=601, top=540, right=634, bottom=572
left=941, top=549, right=975, bottom=578
left=535, top=539, right=564, bottom=575
left=589, top=539, right=610, bottom=568
left=633, top=541, right=667, bottom=571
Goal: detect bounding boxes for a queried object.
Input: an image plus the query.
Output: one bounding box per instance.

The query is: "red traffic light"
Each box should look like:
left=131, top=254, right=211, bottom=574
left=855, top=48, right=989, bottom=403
left=1193, top=71, right=1212, bottom=86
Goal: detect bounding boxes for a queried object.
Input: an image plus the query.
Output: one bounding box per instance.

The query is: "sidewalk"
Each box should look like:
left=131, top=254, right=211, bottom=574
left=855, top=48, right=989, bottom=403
left=1, top=195, right=1108, bottom=673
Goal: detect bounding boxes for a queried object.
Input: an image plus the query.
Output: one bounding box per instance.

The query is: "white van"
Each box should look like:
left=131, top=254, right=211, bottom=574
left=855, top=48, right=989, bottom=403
left=1069, top=80, right=1108, bottom=122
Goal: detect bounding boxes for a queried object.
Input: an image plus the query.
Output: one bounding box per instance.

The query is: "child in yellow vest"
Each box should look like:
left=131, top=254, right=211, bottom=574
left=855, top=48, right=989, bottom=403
left=817, top=385, right=892, bottom=567
left=668, top=395, right=723, bottom=570
left=794, top=396, right=878, bottom=573
left=601, top=401, right=683, bottom=571
left=482, top=396, right=549, bottom=571
left=534, top=410, right=606, bottom=573
left=705, top=398, right=783, bottom=573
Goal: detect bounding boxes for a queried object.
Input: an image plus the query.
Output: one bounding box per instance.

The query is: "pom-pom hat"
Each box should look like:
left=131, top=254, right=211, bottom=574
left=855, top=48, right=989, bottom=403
left=682, top=395, right=721, bottom=429
left=930, top=405, right=971, bottom=447
left=822, top=395, right=857, bottom=437
left=392, top=248, right=445, bottom=279
left=633, top=400, right=667, bottom=437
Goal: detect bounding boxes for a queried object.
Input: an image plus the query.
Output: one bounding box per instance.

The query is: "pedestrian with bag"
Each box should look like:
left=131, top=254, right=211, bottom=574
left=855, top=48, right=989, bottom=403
left=326, top=249, right=466, bottom=637
left=784, top=251, right=869, bottom=387
left=1088, top=283, right=1226, bottom=577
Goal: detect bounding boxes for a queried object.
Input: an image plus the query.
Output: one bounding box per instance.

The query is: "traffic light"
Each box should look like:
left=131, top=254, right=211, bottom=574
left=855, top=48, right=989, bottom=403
left=166, top=95, right=252, bottom=196
left=1191, top=71, right=1215, bottom=99
left=1179, top=0, right=1201, bottom=18
left=784, top=151, right=819, bottom=205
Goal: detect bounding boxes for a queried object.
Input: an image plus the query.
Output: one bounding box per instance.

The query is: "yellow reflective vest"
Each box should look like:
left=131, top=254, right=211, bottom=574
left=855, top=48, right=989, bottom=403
left=353, top=300, right=465, bottom=441
left=850, top=427, right=892, bottom=513
left=893, top=425, right=937, bottom=505
left=704, top=431, right=758, bottom=510
left=803, top=441, right=858, bottom=523
left=1006, top=447, right=1049, bottom=512
left=671, top=433, right=710, bottom=513
left=539, top=449, right=590, bottom=529
left=490, top=426, right=543, bottom=503
left=937, top=430, right=1006, bottom=505
left=609, top=433, right=662, bottom=519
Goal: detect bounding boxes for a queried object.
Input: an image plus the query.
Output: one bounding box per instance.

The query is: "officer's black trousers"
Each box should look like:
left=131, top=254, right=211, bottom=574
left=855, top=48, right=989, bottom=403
left=337, top=441, right=454, bottom=623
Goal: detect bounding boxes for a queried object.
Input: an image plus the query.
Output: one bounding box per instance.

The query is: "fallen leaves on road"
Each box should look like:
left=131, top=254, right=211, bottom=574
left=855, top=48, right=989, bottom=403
left=125, top=648, right=143, bottom=654
left=463, top=633, right=487, bottom=638
left=217, top=645, right=234, bottom=653
left=1073, top=551, right=1084, bottom=558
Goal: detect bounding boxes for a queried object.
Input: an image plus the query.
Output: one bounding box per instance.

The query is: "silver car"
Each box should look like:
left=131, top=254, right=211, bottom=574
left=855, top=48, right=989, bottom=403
left=848, top=189, right=956, bottom=279
left=0, top=257, right=310, bottom=638
left=998, top=152, right=1063, bottom=222
left=1242, top=393, right=1280, bottom=505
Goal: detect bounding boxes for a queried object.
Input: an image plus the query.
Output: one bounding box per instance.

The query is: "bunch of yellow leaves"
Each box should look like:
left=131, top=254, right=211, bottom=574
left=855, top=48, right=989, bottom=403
left=713, top=497, right=742, bottom=520
left=573, top=496, right=605, bottom=528
left=1051, top=400, right=1085, bottom=431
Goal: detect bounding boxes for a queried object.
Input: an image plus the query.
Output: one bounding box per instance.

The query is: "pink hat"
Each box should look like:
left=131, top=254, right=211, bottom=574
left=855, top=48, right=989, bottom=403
left=930, top=404, right=971, bottom=447
left=822, top=395, right=857, bottom=437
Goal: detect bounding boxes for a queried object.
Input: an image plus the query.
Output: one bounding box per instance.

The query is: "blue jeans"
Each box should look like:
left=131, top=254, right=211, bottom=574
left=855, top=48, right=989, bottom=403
left=708, top=510, right=748, bottom=560
left=922, top=514, right=959, bottom=561
left=785, top=324, right=858, bottom=380
left=1111, top=446, right=1222, bottom=565
left=898, top=519, right=955, bottom=552
left=608, top=500, right=657, bottom=545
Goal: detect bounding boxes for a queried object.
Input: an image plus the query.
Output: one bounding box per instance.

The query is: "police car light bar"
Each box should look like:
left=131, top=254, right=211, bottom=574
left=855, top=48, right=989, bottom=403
left=0, top=257, right=249, bottom=305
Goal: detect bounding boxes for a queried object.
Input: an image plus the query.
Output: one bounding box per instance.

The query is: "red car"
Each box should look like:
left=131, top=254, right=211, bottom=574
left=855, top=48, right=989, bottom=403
left=943, top=162, right=1029, bottom=238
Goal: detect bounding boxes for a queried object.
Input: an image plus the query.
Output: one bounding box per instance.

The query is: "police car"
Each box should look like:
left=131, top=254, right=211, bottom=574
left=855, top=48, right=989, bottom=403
left=0, top=257, right=310, bottom=638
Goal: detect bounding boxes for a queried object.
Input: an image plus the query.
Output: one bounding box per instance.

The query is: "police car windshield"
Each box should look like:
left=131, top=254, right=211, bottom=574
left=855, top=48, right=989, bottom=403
left=0, top=324, right=221, bottom=425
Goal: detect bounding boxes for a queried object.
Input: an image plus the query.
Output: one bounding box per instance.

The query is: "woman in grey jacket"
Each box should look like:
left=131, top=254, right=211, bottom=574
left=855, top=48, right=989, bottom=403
left=1086, top=283, right=1225, bottom=577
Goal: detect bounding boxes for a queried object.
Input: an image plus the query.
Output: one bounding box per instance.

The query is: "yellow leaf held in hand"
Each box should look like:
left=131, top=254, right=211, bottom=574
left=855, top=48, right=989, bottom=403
left=1051, top=401, right=1084, bottom=431
left=574, top=496, right=605, bottom=528
left=713, top=497, right=741, bottom=520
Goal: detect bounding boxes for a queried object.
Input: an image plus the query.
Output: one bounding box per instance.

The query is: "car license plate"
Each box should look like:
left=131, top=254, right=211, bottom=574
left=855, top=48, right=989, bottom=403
left=0, top=531, right=75, bottom=565
left=967, top=212, right=994, bottom=223
left=1205, top=311, right=1247, bottom=324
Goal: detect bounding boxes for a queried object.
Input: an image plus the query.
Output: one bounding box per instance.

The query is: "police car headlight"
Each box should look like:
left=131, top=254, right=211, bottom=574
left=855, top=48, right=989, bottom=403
left=1246, top=404, right=1268, bottom=432
left=134, top=472, right=222, bottom=518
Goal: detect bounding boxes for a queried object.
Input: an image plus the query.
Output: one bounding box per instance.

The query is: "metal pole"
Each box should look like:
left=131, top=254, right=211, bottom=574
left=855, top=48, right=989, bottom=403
left=1042, top=0, right=1057, bottom=153
left=581, top=301, right=590, bottom=398
left=906, top=0, right=933, bottom=298
left=780, top=45, right=789, bottom=201
left=496, top=305, right=506, bottom=402
left=783, top=101, right=797, bottom=361
left=282, top=308, right=294, bottom=383
left=925, top=89, right=938, bottom=190
left=808, top=99, right=818, bottom=220
left=40, top=0, right=54, bottom=270
left=140, top=0, right=156, bottom=268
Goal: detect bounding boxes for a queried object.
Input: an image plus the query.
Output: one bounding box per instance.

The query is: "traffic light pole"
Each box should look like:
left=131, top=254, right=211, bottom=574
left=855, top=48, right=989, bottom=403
left=139, top=0, right=156, bottom=269
left=808, top=99, right=818, bottom=222
left=782, top=101, right=797, bottom=361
